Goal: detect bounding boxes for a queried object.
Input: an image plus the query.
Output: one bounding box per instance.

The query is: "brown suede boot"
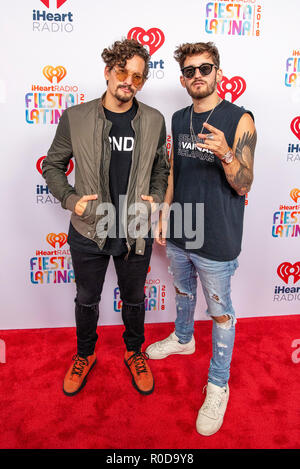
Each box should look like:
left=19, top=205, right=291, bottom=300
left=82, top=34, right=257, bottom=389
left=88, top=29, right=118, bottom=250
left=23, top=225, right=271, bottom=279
left=124, top=350, right=154, bottom=395
left=63, top=353, right=97, bottom=396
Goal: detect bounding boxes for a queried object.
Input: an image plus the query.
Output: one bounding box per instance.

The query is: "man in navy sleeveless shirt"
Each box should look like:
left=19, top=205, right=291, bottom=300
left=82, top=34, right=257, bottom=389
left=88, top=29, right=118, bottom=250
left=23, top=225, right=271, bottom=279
left=146, top=42, right=257, bottom=436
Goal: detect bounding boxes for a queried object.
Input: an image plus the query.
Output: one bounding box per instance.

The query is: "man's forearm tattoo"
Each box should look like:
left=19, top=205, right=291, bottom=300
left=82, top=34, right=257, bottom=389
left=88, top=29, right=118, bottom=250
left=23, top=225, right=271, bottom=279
left=226, top=129, right=257, bottom=195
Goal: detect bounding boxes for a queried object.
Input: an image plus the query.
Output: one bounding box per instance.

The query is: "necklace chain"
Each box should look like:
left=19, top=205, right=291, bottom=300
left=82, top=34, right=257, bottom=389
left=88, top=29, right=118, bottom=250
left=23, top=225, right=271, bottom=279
left=189, top=99, right=221, bottom=149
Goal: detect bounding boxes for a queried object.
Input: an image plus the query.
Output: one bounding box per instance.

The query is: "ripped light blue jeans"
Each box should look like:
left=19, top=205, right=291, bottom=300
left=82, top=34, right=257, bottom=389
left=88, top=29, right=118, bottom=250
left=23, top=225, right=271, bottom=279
left=166, top=241, right=239, bottom=388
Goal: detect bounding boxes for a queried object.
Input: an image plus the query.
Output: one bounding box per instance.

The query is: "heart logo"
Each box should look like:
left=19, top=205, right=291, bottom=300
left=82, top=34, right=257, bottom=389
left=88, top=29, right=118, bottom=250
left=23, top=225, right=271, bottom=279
left=46, top=233, right=68, bottom=248
left=42, top=65, right=67, bottom=84
left=36, top=156, right=74, bottom=177
left=40, top=0, right=68, bottom=8
left=290, top=188, right=300, bottom=203
left=290, top=116, right=300, bottom=141
left=277, top=262, right=300, bottom=284
left=217, top=76, right=246, bottom=103
left=127, top=27, right=165, bottom=56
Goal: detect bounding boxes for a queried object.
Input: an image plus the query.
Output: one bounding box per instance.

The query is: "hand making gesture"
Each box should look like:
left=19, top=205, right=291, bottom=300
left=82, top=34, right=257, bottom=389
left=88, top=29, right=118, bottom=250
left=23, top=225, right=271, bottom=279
left=197, top=122, right=230, bottom=160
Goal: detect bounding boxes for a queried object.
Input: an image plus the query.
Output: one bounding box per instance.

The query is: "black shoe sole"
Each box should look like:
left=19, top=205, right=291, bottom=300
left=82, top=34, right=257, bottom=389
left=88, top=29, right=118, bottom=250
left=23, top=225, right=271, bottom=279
left=63, top=358, right=97, bottom=397
left=124, top=359, right=155, bottom=396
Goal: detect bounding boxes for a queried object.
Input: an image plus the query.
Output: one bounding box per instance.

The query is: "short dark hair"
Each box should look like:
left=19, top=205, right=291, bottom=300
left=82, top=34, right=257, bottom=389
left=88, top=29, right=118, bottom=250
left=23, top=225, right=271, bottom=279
left=174, top=42, right=220, bottom=70
left=101, top=38, right=150, bottom=80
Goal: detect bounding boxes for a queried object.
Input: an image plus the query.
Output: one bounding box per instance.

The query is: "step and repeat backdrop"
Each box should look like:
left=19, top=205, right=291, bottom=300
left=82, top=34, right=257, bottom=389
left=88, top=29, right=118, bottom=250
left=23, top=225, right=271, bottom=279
left=0, top=0, right=299, bottom=329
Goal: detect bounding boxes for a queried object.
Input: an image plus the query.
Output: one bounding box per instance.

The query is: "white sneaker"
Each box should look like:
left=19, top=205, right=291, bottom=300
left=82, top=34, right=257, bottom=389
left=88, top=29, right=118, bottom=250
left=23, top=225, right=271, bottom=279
left=145, top=331, right=195, bottom=359
left=196, top=382, right=229, bottom=436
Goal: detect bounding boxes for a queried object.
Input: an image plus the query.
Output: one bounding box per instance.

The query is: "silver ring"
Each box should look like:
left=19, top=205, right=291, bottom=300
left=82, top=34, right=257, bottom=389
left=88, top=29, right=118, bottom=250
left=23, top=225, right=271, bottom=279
left=206, top=133, right=214, bottom=140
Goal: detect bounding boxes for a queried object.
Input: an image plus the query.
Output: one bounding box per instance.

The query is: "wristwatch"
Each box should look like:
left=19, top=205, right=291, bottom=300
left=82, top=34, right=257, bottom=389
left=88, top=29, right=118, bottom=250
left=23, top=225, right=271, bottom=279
left=221, top=149, right=234, bottom=164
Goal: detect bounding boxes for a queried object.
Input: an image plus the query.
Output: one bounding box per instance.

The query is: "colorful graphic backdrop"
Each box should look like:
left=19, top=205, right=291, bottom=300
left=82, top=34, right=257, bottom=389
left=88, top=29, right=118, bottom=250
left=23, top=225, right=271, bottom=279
left=1, top=0, right=299, bottom=329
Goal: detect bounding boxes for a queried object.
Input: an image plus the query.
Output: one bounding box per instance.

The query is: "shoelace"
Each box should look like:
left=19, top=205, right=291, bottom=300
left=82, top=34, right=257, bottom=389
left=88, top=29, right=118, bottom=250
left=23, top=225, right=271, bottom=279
left=201, top=385, right=225, bottom=417
left=127, top=351, right=149, bottom=375
left=71, top=354, right=89, bottom=377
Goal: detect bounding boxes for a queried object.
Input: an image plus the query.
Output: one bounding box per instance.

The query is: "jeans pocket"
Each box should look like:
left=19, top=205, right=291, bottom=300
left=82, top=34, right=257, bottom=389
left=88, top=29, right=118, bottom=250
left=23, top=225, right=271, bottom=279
left=230, top=259, right=239, bottom=275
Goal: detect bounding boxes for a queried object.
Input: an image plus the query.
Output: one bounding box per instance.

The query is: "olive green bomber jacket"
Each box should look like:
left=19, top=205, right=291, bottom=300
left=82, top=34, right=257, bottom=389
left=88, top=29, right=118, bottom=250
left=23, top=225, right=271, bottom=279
left=42, top=96, right=170, bottom=255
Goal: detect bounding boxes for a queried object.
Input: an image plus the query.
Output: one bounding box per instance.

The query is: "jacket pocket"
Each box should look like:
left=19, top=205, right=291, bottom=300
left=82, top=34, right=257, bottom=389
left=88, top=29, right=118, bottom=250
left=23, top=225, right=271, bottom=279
left=77, top=199, right=97, bottom=225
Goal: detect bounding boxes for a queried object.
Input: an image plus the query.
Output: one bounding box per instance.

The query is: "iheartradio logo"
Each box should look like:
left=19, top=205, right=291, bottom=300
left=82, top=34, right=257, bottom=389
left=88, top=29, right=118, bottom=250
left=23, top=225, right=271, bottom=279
left=30, top=231, right=73, bottom=285
left=40, top=0, right=68, bottom=8
left=127, top=27, right=165, bottom=56
left=46, top=232, right=68, bottom=248
left=36, top=156, right=74, bottom=176
left=290, top=116, right=300, bottom=141
left=43, top=65, right=67, bottom=84
left=290, top=188, right=300, bottom=203
left=33, top=0, right=74, bottom=35
left=217, top=76, right=246, bottom=103
left=277, top=262, right=300, bottom=285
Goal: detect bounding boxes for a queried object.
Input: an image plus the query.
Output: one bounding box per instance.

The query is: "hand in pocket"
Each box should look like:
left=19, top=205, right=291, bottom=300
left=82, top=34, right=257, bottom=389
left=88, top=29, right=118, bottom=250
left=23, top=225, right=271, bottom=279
left=75, top=194, right=98, bottom=216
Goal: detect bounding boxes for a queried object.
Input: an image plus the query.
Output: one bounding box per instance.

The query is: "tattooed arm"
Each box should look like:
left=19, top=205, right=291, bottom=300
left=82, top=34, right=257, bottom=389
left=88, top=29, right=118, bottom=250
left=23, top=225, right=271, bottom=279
left=198, top=113, right=257, bottom=196
left=221, top=113, right=256, bottom=195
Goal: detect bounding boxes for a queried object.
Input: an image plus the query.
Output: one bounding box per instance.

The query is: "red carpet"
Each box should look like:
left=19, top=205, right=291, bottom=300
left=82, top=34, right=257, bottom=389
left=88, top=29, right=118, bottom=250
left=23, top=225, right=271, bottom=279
left=0, top=315, right=300, bottom=449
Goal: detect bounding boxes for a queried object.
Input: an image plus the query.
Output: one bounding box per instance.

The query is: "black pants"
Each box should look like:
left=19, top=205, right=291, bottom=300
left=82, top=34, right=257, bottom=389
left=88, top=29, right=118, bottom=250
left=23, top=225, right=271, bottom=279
left=70, top=245, right=152, bottom=357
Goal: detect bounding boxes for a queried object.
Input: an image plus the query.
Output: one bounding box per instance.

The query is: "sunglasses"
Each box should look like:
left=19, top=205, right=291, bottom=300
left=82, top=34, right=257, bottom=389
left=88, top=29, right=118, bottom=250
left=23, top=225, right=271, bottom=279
left=181, top=63, right=218, bottom=79
left=113, top=67, right=144, bottom=87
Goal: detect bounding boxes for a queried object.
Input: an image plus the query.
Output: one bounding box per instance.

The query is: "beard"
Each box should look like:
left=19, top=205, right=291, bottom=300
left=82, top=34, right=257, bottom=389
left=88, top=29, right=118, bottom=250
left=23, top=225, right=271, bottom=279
left=186, top=77, right=217, bottom=100
left=114, top=84, right=135, bottom=103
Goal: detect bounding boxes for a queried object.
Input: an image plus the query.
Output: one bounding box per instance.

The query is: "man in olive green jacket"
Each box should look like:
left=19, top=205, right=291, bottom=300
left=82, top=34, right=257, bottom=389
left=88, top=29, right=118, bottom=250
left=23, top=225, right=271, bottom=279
left=42, top=38, right=169, bottom=397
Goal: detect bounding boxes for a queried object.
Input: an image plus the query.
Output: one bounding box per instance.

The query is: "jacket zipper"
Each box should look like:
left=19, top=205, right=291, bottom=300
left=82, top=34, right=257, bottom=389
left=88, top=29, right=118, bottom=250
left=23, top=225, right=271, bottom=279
left=97, top=118, right=112, bottom=248
left=124, top=116, right=139, bottom=260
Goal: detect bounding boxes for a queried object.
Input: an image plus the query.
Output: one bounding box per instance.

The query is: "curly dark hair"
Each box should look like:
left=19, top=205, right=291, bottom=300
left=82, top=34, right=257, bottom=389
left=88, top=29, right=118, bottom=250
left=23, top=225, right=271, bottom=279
left=101, top=38, right=150, bottom=80
left=174, top=42, right=220, bottom=70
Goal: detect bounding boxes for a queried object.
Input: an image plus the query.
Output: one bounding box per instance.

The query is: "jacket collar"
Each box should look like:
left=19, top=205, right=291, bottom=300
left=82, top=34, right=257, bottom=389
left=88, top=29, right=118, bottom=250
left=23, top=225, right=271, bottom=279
left=98, top=93, right=141, bottom=121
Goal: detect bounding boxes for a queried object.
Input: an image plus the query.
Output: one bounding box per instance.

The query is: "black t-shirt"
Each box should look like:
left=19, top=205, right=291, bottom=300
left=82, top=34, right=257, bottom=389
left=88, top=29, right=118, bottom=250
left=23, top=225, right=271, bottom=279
left=68, top=102, right=137, bottom=255
left=169, top=99, right=249, bottom=261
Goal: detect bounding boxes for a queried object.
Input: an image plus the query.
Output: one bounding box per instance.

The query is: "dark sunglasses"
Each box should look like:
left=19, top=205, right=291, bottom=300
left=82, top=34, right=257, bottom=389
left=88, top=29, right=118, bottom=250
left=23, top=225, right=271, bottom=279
left=181, top=63, right=218, bottom=79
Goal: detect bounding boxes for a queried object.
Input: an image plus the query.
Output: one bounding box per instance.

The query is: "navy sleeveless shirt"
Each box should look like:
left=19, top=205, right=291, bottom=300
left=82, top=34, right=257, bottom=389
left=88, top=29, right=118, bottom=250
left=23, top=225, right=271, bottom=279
left=169, top=99, right=249, bottom=261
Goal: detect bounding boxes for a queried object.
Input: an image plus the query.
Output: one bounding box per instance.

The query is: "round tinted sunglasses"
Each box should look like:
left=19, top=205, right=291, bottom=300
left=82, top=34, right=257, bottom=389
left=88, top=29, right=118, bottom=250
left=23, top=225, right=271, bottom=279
left=181, top=63, right=218, bottom=79
left=113, top=67, right=144, bottom=87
